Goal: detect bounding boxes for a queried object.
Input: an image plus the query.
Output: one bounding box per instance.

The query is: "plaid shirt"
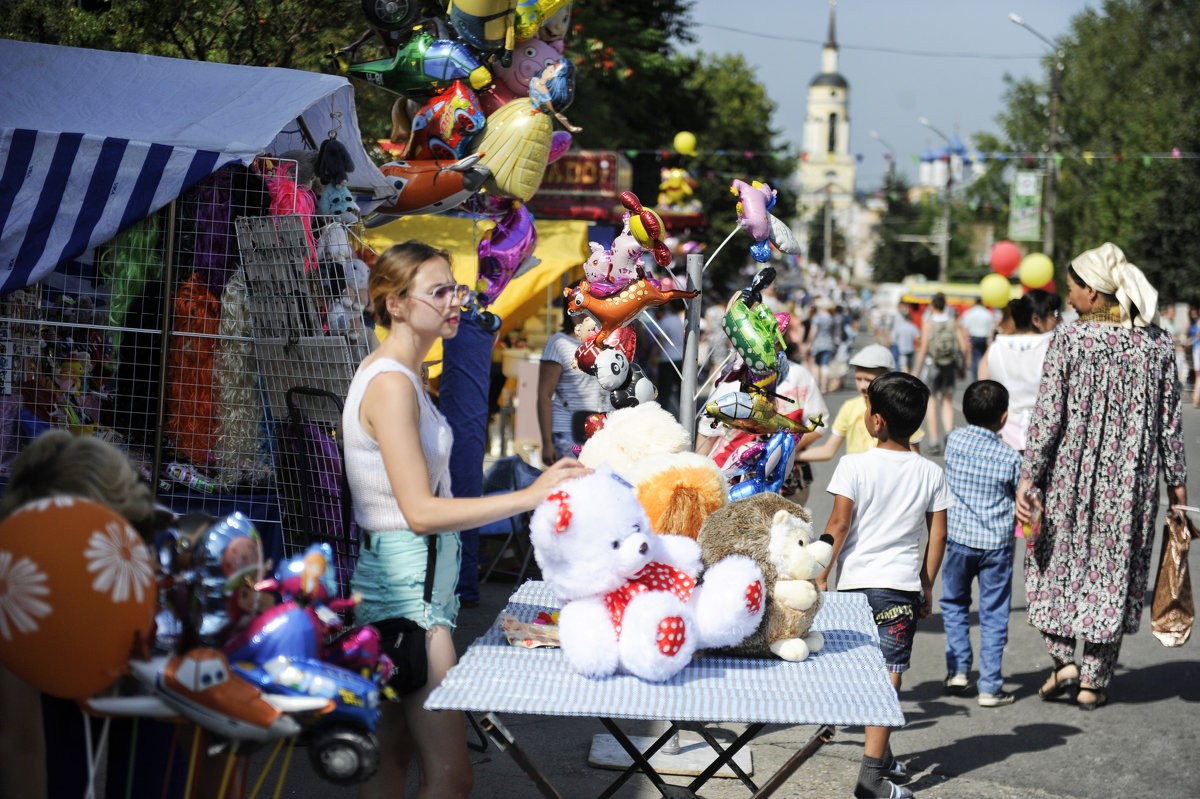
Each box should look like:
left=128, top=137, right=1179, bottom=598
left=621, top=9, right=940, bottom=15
left=944, top=425, right=1021, bottom=550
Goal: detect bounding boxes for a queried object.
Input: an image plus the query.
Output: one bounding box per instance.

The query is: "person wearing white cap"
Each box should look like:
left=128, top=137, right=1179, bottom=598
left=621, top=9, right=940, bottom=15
left=1016, top=243, right=1188, bottom=711
left=800, top=343, right=925, bottom=464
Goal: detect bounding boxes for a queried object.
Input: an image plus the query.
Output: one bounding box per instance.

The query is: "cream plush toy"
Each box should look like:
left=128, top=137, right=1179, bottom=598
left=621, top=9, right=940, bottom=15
left=579, top=403, right=728, bottom=541
left=529, top=466, right=766, bottom=682
left=697, top=492, right=834, bottom=662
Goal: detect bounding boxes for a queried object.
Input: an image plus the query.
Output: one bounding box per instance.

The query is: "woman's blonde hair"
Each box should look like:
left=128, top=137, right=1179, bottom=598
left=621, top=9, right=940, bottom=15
left=0, top=430, right=159, bottom=538
left=368, top=240, right=452, bottom=328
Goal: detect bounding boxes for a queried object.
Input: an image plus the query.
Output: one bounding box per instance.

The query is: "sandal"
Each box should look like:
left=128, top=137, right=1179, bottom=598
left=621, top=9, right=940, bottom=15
left=1038, top=664, right=1080, bottom=701
left=1076, top=686, right=1108, bottom=711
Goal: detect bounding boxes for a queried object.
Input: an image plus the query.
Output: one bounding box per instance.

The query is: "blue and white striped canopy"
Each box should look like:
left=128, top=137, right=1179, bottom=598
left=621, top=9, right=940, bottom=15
left=0, top=38, right=395, bottom=293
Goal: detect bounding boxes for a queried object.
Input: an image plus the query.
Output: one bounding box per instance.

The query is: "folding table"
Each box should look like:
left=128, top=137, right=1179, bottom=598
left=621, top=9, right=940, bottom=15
left=427, top=581, right=905, bottom=798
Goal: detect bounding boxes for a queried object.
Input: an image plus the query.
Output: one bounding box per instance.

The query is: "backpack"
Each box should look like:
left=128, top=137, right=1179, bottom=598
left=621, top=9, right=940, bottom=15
left=929, top=318, right=959, bottom=367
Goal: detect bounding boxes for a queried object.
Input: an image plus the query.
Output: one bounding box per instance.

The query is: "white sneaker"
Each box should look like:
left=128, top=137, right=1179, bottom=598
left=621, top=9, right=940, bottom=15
left=978, top=690, right=1016, bottom=707
left=943, top=673, right=968, bottom=694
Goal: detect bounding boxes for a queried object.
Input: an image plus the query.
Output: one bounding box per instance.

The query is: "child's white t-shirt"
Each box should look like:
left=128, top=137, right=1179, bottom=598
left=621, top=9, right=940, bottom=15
left=826, top=448, right=951, bottom=592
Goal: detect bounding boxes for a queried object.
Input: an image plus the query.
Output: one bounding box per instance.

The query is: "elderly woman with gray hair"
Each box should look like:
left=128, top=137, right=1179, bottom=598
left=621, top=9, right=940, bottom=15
left=1016, top=243, right=1188, bottom=710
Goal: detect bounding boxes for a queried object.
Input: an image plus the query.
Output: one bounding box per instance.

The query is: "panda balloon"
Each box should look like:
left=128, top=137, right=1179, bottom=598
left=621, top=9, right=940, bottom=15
left=574, top=328, right=657, bottom=409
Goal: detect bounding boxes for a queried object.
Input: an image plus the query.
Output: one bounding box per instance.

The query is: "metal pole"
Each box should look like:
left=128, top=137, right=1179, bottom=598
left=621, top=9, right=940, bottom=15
left=152, top=200, right=178, bottom=497
left=823, top=187, right=833, bottom=274
left=939, top=167, right=952, bottom=282
left=1044, top=54, right=1062, bottom=259
left=681, top=252, right=703, bottom=445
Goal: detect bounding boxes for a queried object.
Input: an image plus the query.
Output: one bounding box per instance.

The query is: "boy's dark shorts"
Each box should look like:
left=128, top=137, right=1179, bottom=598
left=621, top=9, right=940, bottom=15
left=846, top=587, right=920, bottom=673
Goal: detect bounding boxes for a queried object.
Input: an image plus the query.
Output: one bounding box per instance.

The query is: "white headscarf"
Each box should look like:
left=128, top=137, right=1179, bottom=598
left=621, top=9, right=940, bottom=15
left=1069, top=242, right=1161, bottom=328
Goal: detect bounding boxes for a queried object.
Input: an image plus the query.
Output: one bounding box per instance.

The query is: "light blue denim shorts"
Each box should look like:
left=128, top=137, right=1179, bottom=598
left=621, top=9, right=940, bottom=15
left=351, top=529, right=462, bottom=630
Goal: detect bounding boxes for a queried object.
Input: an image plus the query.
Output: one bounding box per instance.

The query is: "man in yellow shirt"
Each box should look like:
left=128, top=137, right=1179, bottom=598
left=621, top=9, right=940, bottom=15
left=800, top=344, right=925, bottom=461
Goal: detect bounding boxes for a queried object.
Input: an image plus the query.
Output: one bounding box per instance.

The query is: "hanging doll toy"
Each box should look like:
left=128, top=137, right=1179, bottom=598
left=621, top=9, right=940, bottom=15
left=573, top=326, right=656, bottom=410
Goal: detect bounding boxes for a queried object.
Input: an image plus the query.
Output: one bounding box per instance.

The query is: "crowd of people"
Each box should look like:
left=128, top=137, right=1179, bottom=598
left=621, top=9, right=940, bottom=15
left=1, top=240, right=1192, bottom=799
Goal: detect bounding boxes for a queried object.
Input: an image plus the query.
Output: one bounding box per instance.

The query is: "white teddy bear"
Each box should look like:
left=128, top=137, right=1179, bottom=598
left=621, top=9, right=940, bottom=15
left=530, top=466, right=766, bottom=682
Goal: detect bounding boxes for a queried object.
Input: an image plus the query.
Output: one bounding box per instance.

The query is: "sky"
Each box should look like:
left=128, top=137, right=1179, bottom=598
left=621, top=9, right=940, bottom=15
left=682, top=0, right=1096, bottom=190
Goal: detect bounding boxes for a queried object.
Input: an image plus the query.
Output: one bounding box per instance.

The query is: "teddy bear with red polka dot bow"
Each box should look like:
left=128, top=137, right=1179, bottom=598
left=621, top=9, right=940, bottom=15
left=530, top=465, right=766, bottom=682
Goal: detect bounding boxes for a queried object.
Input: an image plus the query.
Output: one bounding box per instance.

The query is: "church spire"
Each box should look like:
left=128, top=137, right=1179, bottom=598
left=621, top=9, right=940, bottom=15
left=821, top=1, right=840, bottom=75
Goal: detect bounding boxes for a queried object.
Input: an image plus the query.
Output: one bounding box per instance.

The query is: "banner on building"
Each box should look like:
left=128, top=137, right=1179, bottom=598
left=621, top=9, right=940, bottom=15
left=1008, top=170, right=1043, bottom=241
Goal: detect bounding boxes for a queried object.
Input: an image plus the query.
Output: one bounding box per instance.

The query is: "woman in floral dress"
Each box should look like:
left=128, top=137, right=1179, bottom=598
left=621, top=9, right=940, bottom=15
left=1016, top=243, right=1188, bottom=710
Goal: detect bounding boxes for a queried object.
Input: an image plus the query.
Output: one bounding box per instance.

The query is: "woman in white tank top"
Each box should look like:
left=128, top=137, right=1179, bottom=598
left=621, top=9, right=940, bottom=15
left=346, top=242, right=588, bottom=799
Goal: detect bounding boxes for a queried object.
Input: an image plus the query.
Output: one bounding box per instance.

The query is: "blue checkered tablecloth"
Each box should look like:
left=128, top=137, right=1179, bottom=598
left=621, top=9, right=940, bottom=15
left=427, top=581, right=905, bottom=728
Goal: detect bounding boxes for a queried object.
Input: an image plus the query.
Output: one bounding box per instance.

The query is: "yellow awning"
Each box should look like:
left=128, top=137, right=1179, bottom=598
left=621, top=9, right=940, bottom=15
left=360, top=214, right=589, bottom=376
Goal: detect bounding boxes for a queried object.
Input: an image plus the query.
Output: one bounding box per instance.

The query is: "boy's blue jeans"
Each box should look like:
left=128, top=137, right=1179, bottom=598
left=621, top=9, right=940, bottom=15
left=940, top=538, right=1014, bottom=695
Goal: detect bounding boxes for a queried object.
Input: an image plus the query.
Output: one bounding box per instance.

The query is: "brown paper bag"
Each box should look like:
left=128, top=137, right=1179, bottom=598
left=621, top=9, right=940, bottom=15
left=1152, top=513, right=1194, bottom=647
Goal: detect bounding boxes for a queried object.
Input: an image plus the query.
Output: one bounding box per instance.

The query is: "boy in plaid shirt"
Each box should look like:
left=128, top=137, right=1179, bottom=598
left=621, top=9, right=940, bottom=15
left=940, top=380, right=1022, bottom=706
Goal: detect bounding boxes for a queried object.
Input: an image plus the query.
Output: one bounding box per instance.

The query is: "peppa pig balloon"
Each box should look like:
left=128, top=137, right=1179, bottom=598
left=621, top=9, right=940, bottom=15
left=495, top=36, right=566, bottom=97
left=0, top=496, right=157, bottom=699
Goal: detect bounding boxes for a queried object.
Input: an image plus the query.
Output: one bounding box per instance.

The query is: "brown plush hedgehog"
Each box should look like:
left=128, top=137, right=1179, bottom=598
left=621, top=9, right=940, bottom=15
left=697, top=492, right=834, bottom=661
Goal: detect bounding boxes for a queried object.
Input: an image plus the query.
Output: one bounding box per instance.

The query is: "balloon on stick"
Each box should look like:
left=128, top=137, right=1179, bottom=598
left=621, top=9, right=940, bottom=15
left=989, top=240, right=1022, bottom=278
left=673, top=131, right=697, bottom=156
left=979, top=273, right=1013, bottom=309
left=0, top=497, right=157, bottom=699
left=1019, top=253, right=1054, bottom=288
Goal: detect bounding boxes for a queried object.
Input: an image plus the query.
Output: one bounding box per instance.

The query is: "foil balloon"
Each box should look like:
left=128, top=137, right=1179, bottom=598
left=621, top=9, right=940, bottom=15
left=514, top=0, right=573, bottom=40
left=657, top=168, right=700, bottom=212
left=472, top=98, right=552, bottom=201
left=728, top=431, right=799, bottom=501
left=496, top=36, right=566, bottom=97
left=548, top=129, right=572, bottom=163
left=0, top=496, right=157, bottom=699
left=405, top=80, right=487, bottom=161
left=344, top=32, right=491, bottom=96
left=706, top=390, right=825, bottom=437
left=564, top=269, right=699, bottom=341
left=476, top=201, right=538, bottom=304
left=574, top=328, right=656, bottom=408
left=619, top=192, right=672, bottom=267
left=449, top=0, right=520, bottom=65
left=731, top=179, right=778, bottom=263
left=723, top=297, right=786, bottom=375
left=367, top=155, right=491, bottom=224
left=537, top=0, right=572, bottom=40
left=768, top=214, right=801, bottom=254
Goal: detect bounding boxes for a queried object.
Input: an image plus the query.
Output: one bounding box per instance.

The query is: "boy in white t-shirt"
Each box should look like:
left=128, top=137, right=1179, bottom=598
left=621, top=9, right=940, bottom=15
left=819, top=371, right=950, bottom=799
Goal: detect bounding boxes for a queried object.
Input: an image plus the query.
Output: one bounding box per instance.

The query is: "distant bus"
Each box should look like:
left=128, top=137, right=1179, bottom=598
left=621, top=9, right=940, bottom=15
left=876, top=276, right=1025, bottom=312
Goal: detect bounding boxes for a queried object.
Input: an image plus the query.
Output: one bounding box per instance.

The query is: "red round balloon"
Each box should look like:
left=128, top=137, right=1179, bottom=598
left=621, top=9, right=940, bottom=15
left=990, top=241, right=1022, bottom=278
left=0, top=496, right=156, bottom=698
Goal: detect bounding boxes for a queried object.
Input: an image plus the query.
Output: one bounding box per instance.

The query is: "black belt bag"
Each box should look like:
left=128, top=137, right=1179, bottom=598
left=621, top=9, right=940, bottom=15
left=361, top=532, right=437, bottom=696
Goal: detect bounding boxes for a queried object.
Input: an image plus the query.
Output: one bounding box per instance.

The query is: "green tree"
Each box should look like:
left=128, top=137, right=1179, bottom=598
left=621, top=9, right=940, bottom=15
left=870, top=173, right=938, bottom=284
left=994, top=0, right=1200, bottom=302
left=806, top=204, right=845, bottom=269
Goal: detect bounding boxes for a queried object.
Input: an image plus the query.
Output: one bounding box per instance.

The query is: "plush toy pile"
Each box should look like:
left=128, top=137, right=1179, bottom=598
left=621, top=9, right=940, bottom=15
left=529, top=466, right=765, bottom=682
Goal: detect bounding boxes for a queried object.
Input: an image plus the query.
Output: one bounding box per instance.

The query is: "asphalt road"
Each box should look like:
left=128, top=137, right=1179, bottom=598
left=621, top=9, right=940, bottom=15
left=280, top=375, right=1200, bottom=799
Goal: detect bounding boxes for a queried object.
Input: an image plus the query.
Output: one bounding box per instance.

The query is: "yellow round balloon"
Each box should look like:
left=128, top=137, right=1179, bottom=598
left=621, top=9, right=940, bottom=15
left=673, top=131, right=697, bottom=156
left=1019, top=252, right=1055, bottom=288
left=979, top=273, right=1013, bottom=309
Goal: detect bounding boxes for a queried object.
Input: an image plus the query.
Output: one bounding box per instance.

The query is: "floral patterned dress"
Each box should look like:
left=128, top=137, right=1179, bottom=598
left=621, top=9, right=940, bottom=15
left=1021, top=320, right=1187, bottom=644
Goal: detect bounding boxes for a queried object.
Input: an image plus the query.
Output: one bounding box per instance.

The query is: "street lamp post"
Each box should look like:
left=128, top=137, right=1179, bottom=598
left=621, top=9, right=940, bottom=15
left=1009, top=12, right=1062, bottom=259
left=869, top=130, right=896, bottom=181
left=823, top=170, right=837, bottom=275
left=919, top=117, right=953, bottom=282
